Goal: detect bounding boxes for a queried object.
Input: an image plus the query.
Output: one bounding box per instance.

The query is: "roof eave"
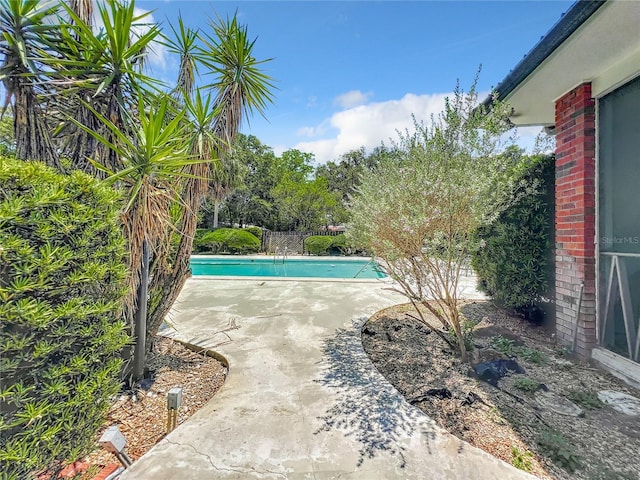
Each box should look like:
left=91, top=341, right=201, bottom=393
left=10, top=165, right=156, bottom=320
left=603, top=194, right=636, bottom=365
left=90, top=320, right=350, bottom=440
left=482, top=0, right=607, bottom=109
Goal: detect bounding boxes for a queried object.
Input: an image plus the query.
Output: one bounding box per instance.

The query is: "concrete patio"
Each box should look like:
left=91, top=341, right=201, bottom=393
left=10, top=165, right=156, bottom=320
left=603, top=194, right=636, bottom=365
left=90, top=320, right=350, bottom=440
left=120, top=276, right=536, bottom=479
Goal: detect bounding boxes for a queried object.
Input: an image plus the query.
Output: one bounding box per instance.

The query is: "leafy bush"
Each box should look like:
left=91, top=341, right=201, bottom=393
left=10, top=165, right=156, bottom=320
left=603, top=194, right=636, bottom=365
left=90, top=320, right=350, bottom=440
left=330, top=233, right=349, bottom=254
left=489, top=336, right=549, bottom=365
left=513, top=377, right=540, bottom=392
left=193, top=228, right=260, bottom=254
left=304, top=235, right=334, bottom=255
left=303, top=234, right=352, bottom=255
left=536, top=429, right=582, bottom=472
left=472, top=154, right=555, bottom=315
left=0, top=158, right=130, bottom=479
left=243, top=226, right=263, bottom=240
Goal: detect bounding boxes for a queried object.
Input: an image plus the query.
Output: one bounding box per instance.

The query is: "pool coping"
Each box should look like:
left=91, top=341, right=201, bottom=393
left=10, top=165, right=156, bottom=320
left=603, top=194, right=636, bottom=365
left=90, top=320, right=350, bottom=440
left=188, top=275, right=392, bottom=284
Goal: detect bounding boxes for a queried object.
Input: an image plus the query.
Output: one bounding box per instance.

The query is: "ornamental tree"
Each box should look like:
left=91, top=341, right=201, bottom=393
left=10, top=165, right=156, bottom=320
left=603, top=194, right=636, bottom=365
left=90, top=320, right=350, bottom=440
left=348, top=76, right=532, bottom=361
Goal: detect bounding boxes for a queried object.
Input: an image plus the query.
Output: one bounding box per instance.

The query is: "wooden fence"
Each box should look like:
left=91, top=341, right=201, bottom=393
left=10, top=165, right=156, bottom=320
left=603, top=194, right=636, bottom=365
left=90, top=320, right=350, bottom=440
left=262, top=231, right=341, bottom=254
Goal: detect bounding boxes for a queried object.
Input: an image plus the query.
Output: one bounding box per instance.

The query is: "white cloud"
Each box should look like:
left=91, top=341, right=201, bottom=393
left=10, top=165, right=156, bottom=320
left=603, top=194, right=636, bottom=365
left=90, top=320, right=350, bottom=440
left=295, top=92, right=449, bottom=164
left=293, top=93, right=549, bottom=165
left=133, top=7, right=168, bottom=71
left=333, top=90, right=372, bottom=109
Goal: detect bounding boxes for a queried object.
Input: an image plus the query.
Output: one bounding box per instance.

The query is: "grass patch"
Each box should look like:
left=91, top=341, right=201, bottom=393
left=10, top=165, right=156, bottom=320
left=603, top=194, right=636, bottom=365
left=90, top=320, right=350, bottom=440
left=489, top=335, right=549, bottom=365
left=536, top=429, right=582, bottom=473
left=511, top=447, right=534, bottom=472
left=513, top=377, right=540, bottom=392
left=566, top=389, right=604, bottom=410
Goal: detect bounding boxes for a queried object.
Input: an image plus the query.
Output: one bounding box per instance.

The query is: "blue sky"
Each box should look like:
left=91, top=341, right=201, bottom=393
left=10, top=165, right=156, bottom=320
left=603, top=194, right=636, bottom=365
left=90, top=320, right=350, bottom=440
left=142, top=1, right=571, bottom=162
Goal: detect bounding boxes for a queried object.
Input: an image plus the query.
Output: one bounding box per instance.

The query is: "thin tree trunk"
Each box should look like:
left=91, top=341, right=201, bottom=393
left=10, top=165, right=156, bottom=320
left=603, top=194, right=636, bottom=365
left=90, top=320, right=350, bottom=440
left=213, top=200, right=220, bottom=228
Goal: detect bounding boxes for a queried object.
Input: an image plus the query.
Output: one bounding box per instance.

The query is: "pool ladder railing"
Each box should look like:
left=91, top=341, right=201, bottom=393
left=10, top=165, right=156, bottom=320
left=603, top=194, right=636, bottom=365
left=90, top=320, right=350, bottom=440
left=353, top=257, right=373, bottom=278
left=273, top=247, right=288, bottom=264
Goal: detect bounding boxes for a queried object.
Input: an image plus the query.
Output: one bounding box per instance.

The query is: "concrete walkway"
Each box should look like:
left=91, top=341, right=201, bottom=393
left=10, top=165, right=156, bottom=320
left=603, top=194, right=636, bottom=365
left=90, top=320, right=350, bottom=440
left=121, top=277, right=536, bottom=479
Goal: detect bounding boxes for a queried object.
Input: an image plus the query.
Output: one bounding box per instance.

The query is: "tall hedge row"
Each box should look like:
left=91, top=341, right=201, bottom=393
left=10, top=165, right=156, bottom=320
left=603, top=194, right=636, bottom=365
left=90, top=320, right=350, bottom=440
left=471, top=154, right=555, bottom=316
left=0, top=159, right=130, bottom=479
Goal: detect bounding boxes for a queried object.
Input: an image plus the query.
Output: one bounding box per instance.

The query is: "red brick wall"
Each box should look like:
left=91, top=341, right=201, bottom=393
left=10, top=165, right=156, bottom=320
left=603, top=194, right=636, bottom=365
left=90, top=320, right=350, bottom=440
left=554, top=83, right=596, bottom=358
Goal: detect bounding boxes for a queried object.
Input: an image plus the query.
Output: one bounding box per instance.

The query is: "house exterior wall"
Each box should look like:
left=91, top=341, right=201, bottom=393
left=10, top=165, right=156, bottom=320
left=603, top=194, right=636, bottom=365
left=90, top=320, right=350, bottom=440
left=554, top=83, right=597, bottom=358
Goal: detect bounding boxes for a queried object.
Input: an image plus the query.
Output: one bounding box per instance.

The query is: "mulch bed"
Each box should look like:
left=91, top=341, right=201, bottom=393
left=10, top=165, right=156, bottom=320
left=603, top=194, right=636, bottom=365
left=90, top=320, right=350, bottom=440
left=362, top=301, right=640, bottom=480
left=83, top=336, right=227, bottom=469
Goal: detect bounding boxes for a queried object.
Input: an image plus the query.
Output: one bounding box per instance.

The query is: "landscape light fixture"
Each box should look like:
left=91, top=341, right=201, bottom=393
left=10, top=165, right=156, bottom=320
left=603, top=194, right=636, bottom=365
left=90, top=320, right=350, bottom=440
left=167, top=386, right=183, bottom=433
left=99, top=425, right=133, bottom=468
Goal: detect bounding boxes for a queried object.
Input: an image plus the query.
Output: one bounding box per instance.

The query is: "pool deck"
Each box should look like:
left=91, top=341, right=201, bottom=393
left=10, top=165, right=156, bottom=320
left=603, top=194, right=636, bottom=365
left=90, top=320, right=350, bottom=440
left=120, top=276, right=537, bottom=480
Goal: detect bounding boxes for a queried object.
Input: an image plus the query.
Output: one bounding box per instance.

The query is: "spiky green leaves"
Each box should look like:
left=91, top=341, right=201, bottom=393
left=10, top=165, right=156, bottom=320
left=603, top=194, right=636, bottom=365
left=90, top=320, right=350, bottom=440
left=0, top=157, right=129, bottom=480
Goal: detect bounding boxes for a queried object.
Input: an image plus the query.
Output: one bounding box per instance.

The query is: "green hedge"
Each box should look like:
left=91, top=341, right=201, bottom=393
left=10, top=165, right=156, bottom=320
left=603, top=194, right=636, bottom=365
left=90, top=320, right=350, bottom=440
left=243, top=226, right=263, bottom=240
left=304, top=234, right=350, bottom=255
left=471, top=154, right=555, bottom=316
left=0, top=158, right=130, bottom=479
left=193, top=228, right=260, bottom=254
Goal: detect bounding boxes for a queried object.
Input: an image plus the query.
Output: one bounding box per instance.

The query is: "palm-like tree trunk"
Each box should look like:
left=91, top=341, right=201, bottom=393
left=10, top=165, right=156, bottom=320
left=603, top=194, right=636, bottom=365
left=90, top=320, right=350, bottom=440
left=144, top=15, right=274, bottom=349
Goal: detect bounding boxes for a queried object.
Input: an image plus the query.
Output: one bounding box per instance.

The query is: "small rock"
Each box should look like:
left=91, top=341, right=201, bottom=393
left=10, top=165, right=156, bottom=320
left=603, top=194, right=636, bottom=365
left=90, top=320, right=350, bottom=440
left=597, top=390, right=640, bottom=416
left=535, top=391, right=584, bottom=417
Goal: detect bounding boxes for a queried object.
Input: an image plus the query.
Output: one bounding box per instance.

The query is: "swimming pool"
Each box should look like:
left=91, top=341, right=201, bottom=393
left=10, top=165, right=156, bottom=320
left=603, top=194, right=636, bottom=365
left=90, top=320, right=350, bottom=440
left=190, top=256, right=386, bottom=279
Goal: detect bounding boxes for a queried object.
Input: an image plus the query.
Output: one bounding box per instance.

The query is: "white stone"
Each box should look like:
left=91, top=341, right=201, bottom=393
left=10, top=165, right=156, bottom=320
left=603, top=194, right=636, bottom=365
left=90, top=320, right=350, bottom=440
left=535, top=391, right=584, bottom=417
left=598, top=390, right=640, bottom=416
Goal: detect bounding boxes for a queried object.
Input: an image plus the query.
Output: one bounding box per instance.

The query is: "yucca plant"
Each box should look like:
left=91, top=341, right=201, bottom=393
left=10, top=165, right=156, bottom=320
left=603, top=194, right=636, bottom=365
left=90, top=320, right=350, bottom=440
left=145, top=13, right=275, bottom=345
left=0, top=157, right=130, bottom=479
left=52, top=0, right=162, bottom=175
left=0, top=0, right=61, bottom=168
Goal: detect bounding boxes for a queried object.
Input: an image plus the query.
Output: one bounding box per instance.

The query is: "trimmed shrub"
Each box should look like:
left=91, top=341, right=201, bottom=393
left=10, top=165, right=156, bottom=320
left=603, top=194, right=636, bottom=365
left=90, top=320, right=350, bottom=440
left=304, top=234, right=352, bottom=255
left=243, top=226, right=263, bottom=240
left=471, top=154, right=555, bottom=316
left=304, top=235, right=335, bottom=255
left=329, top=233, right=349, bottom=254
left=0, top=158, right=130, bottom=479
left=194, top=228, right=260, bottom=254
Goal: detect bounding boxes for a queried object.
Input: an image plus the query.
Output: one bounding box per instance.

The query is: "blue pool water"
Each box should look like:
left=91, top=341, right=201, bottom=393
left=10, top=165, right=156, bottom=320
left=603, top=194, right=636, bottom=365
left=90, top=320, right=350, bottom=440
left=190, top=256, right=386, bottom=279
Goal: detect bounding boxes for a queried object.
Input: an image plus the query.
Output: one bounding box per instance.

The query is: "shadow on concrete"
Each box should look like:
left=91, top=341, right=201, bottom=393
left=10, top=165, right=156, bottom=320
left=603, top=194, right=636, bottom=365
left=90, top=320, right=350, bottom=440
left=315, top=316, right=436, bottom=467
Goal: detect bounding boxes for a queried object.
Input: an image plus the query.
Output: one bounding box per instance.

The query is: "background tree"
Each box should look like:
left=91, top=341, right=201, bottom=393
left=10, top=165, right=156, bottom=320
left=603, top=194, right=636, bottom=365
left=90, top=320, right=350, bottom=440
left=272, top=175, right=343, bottom=231
left=348, top=77, right=523, bottom=361
left=205, top=149, right=248, bottom=228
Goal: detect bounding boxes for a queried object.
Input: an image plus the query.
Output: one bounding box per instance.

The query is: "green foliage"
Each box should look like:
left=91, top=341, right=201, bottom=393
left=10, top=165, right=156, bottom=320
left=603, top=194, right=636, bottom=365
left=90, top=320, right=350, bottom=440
left=194, top=228, right=260, bottom=254
left=511, top=447, right=534, bottom=472
left=0, top=109, right=15, bottom=156
left=347, top=73, right=519, bottom=361
left=513, top=377, right=540, bottom=392
left=0, top=158, right=130, bottom=480
left=243, top=226, right=263, bottom=240
left=304, top=234, right=351, bottom=255
left=446, top=319, right=475, bottom=352
left=472, top=153, right=555, bottom=313
left=330, top=234, right=349, bottom=254
left=489, top=336, right=549, bottom=365
left=273, top=169, right=344, bottom=231
left=304, top=235, right=335, bottom=255
left=566, top=389, right=604, bottom=410
left=536, top=429, right=582, bottom=473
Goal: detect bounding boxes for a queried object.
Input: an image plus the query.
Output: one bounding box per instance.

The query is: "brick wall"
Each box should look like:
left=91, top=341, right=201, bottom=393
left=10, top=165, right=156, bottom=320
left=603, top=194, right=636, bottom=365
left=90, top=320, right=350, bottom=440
left=554, top=83, right=597, bottom=358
